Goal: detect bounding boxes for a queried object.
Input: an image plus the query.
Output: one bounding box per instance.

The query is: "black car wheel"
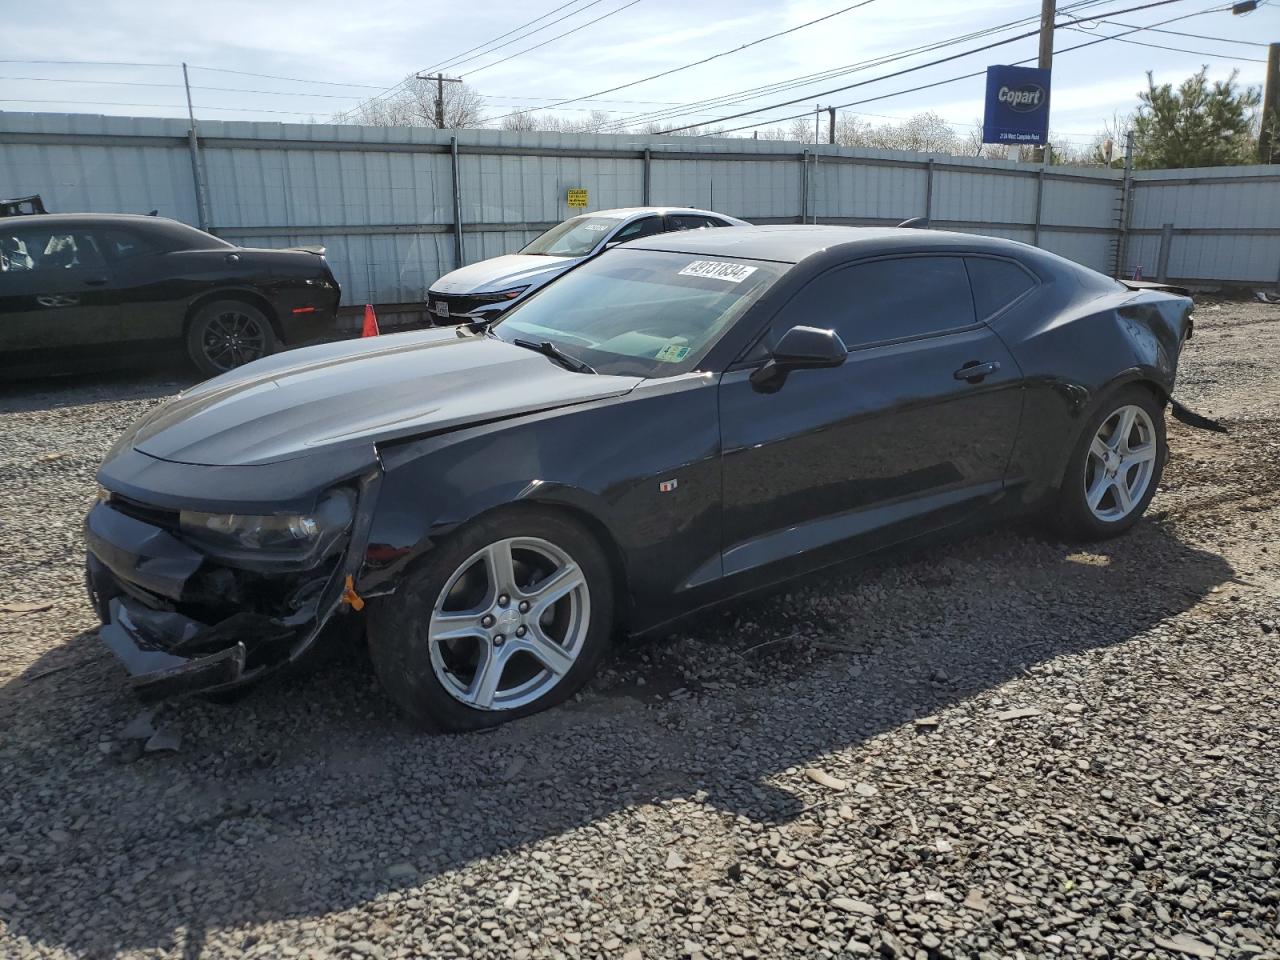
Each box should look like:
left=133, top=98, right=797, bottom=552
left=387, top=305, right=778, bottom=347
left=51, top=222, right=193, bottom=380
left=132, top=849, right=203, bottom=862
left=1054, top=384, right=1166, bottom=540
left=187, top=300, right=277, bottom=377
left=366, top=508, right=614, bottom=732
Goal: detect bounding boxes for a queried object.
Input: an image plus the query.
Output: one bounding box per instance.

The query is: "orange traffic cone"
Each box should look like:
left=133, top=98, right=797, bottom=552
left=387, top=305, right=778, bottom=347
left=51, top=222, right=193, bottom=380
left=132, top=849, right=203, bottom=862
left=361, top=303, right=380, bottom=338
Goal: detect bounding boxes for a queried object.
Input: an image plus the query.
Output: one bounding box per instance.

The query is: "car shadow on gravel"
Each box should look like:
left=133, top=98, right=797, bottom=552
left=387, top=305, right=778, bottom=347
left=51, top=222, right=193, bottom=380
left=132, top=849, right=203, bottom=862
left=0, top=369, right=193, bottom=414
left=0, top=519, right=1234, bottom=957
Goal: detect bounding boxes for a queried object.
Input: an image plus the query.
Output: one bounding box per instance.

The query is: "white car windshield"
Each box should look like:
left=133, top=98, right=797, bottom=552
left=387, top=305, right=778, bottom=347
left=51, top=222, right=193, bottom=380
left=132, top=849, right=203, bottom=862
left=520, top=216, right=621, bottom=258
left=491, top=248, right=785, bottom=377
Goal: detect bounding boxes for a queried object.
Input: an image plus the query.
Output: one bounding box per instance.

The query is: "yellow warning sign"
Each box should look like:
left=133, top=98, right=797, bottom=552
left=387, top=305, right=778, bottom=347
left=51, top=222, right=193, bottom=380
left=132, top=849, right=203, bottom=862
left=566, top=188, right=589, bottom=208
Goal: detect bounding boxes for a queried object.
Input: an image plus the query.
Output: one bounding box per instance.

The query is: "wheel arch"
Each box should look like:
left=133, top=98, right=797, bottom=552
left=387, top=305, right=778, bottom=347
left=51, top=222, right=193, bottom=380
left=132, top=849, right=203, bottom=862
left=184, top=289, right=284, bottom=343
left=1054, top=370, right=1168, bottom=490
left=506, top=497, right=633, bottom=635
left=367, top=492, right=634, bottom=637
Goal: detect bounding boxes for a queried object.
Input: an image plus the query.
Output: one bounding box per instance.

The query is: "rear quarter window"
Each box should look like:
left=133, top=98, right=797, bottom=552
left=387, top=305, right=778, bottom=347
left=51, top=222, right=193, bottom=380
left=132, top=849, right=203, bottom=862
left=965, top=256, right=1038, bottom=320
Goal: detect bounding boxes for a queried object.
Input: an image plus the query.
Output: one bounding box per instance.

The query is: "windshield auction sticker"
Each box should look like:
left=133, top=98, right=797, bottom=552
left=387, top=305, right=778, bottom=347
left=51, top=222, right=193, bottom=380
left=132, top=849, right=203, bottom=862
left=678, top=260, right=758, bottom=283
left=655, top=343, right=691, bottom=362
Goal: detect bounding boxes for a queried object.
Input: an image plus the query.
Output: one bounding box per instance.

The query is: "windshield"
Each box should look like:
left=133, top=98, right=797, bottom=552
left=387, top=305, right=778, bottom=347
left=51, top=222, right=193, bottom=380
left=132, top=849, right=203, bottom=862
left=519, top=215, right=622, bottom=258
left=491, top=249, right=785, bottom=377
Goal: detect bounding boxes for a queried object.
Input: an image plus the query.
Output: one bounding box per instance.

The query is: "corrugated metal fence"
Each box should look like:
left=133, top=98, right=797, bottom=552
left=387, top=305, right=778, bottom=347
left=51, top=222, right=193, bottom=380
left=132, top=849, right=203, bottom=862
left=2, top=112, right=1277, bottom=307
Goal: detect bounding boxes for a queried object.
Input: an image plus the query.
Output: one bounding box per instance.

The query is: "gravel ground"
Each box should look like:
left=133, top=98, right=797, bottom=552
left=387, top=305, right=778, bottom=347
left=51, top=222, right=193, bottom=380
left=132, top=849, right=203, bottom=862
left=1, top=299, right=1277, bottom=960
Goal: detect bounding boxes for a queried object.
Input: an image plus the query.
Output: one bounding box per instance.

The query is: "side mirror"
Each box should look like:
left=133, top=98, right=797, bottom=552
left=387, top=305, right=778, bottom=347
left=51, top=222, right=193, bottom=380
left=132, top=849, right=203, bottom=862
left=750, top=325, right=847, bottom=391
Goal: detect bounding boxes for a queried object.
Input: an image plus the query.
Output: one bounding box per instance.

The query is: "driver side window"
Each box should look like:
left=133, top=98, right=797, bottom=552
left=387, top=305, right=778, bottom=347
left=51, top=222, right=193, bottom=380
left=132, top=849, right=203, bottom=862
left=775, top=256, right=976, bottom=350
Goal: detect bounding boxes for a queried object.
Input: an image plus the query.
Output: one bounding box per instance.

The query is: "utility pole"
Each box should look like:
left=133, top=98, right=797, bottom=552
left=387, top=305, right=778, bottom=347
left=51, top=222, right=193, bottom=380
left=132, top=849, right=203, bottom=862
left=1033, top=0, right=1056, bottom=164
left=1261, top=42, right=1279, bottom=163
left=181, top=62, right=211, bottom=231
left=416, top=73, right=462, bottom=129
left=814, top=104, right=821, bottom=146
left=828, top=106, right=836, bottom=145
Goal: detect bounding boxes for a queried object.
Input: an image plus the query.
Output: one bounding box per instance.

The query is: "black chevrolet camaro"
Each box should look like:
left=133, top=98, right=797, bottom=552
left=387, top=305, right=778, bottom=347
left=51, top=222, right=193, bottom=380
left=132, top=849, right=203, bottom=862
left=85, top=225, right=1193, bottom=731
left=0, top=213, right=341, bottom=377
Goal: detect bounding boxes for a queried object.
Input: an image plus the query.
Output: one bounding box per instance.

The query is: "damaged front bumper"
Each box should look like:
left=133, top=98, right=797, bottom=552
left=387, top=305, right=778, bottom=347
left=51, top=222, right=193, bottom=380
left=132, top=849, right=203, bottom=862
left=84, top=475, right=378, bottom=701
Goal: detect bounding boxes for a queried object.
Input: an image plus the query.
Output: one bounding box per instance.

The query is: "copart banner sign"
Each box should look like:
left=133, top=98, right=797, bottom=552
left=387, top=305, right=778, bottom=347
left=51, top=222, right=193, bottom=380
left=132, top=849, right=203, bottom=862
left=982, top=65, right=1051, bottom=146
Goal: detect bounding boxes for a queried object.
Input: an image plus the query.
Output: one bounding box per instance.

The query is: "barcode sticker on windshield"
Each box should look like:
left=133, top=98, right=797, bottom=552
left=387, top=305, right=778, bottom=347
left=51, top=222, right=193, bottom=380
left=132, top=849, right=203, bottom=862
left=655, top=343, right=691, bottom=362
left=679, top=260, right=758, bottom=283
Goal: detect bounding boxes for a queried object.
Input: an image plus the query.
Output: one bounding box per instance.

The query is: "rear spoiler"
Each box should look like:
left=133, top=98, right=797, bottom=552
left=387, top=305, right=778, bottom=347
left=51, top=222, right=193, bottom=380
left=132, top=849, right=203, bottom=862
left=287, top=244, right=326, bottom=256
left=1119, top=278, right=1190, bottom=297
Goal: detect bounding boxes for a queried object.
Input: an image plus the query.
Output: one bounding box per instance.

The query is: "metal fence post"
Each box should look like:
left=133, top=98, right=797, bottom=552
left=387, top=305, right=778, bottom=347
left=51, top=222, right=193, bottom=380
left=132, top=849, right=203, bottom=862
left=1033, top=156, right=1048, bottom=247
left=1113, top=130, right=1135, bottom=278
left=642, top=148, right=651, bottom=205
left=450, top=136, right=464, bottom=269
left=800, top=149, right=809, bottom=224
left=1156, top=222, right=1174, bottom=282
left=924, top=158, right=935, bottom=221
left=186, top=128, right=210, bottom=231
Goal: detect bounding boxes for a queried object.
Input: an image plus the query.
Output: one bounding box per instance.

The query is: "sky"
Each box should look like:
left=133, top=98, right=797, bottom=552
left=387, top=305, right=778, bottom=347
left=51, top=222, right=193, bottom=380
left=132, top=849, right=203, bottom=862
left=1, top=0, right=1275, bottom=147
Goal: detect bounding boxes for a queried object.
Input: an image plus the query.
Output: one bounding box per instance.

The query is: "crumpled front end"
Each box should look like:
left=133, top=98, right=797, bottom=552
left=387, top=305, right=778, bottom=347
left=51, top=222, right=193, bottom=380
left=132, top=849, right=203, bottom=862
left=84, top=474, right=379, bottom=701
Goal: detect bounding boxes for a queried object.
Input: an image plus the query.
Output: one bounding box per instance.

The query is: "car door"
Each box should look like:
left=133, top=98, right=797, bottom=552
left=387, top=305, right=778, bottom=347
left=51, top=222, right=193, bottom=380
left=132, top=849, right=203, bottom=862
left=717, top=254, right=1025, bottom=585
left=0, top=223, right=120, bottom=366
left=98, top=225, right=188, bottom=348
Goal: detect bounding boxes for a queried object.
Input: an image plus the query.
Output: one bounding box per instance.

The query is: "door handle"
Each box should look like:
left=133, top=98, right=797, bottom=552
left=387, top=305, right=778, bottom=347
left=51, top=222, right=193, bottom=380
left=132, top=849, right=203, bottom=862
left=83, top=277, right=109, bottom=286
left=954, top=360, right=1001, bottom=383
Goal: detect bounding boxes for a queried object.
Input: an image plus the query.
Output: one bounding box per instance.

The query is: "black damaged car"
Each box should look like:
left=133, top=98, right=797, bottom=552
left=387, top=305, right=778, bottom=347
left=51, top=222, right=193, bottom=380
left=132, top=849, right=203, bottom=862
left=86, top=225, right=1194, bottom=731
left=0, top=213, right=341, bottom=378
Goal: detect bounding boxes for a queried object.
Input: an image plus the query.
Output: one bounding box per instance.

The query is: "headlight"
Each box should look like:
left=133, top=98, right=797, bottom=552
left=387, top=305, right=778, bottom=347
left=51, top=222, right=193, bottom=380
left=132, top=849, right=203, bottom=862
left=471, top=286, right=529, bottom=304
left=179, top=488, right=355, bottom=560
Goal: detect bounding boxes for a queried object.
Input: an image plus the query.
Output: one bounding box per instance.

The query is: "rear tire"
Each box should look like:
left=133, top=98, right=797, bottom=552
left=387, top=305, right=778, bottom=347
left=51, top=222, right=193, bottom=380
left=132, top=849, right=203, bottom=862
left=186, top=299, right=277, bottom=377
left=1053, top=384, right=1166, bottom=540
left=366, top=509, right=614, bottom=732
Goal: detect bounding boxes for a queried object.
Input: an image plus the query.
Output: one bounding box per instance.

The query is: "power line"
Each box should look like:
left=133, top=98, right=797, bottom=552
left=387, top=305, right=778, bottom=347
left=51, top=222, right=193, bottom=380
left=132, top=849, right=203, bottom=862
left=187, top=66, right=386, bottom=88
left=596, top=0, right=1115, bottom=131
left=0, top=75, right=374, bottom=99
left=0, top=58, right=386, bottom=89
left=485, top=0, right=887, bottom=124
left=1092, top=18, right=1272, bottom=42
left=1065, top=24, right=1268, bottom=58
left=417, top=0, right=601, bottom=75
left=703, top=2, right=1238, bottom=137
left=434, top=0, right=614, bottom=75
left=657, top=0, right=1200, bottom=135
left=339, top=0, right=609, bottom=120
left=0, top=58, right=174, bottom=68
left=0, top=98, right=327, bottom=117
left=0, top=73, right=698, bottom=106
left=460, top=0, right=649, bottom=78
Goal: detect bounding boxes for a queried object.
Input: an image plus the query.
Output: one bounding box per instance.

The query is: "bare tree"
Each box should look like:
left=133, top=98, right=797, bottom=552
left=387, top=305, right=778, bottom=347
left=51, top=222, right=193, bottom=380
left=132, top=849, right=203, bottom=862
left=339, top=77, right=485, bottom=129
left=500, top=111, right=544, bottom=132
left=834, top=113, right=870, bottom=147
left=505, top=110, right=623, bottom=133
left=959, top=118, right=1009, bottom=159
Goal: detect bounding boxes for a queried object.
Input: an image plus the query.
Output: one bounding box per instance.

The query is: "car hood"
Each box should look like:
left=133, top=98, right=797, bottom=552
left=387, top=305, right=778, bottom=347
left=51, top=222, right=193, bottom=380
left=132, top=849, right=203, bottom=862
left=127, top=329, right=641, bottom=468
left=429, top=254, right=577, bottom=294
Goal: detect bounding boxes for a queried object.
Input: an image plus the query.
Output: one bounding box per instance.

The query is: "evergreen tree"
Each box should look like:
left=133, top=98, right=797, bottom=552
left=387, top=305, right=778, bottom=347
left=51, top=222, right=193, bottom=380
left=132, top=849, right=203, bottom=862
left=1131, top=67, right=1260, bottom=169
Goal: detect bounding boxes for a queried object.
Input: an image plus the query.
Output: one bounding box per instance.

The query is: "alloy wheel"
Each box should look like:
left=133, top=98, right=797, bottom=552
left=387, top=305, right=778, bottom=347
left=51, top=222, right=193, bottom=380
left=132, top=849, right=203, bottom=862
left=201, top=310, right=267, bottom=371
left=428, top=536, right=590, bottom=711
left=1083, top=403, right=1158, bottom=522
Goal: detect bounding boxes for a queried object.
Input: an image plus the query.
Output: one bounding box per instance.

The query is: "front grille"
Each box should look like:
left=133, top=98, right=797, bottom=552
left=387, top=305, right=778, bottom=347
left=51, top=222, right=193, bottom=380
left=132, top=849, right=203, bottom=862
left=428, top=292, right=504, bottom=321
left=108, top=494, right=180, bottom=531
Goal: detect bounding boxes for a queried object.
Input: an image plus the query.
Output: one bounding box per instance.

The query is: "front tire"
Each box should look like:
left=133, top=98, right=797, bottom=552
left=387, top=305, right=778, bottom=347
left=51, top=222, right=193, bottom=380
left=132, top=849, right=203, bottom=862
left=186, top=300, right=277, bottom=377
left=1053, top=385, right=1167, bottom=540
left=366, top=509, right=614, bottom=732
